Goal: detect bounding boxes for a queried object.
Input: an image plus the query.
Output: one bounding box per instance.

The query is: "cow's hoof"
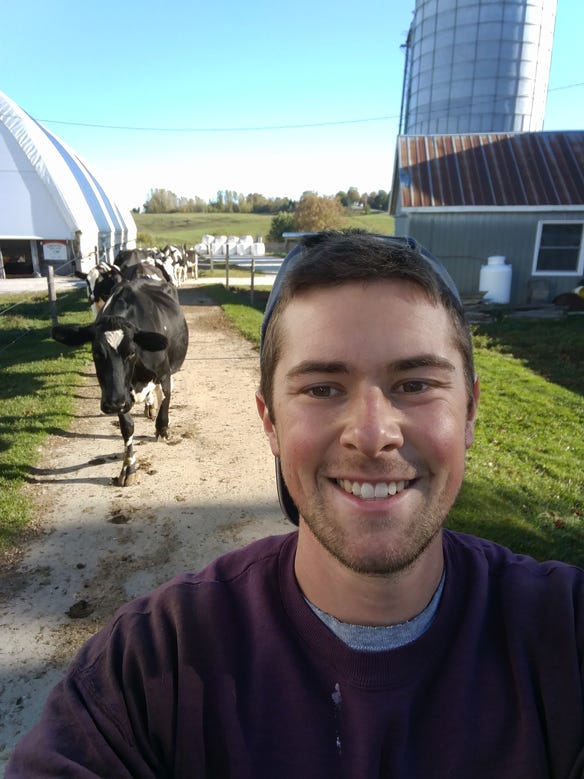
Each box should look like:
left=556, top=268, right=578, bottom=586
left=156, top=428, right=170, bottom=441
left=114, top=468, right=139, bottom=487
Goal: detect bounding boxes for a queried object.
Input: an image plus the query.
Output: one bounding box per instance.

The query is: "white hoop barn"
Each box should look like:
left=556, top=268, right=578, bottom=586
left=0, top=91, right=136, bottom=279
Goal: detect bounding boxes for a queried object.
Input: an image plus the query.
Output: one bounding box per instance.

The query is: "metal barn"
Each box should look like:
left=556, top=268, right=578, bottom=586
left=389, top=131, right=584, bottom=305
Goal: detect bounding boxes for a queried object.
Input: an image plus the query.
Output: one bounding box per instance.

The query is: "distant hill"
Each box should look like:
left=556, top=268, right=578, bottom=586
left=134, top=211, right=394, bottom=248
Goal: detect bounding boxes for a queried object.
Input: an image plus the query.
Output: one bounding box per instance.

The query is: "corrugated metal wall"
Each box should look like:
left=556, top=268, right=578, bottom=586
left=395, top=210, right=584, bottom=303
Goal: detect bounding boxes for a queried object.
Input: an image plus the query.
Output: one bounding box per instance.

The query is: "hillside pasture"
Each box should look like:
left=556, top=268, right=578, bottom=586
left=133, top=211, right=395, bottom=248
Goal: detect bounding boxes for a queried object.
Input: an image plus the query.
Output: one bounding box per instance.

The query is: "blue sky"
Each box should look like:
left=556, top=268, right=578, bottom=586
left=2, top=0, right=583, bottom=211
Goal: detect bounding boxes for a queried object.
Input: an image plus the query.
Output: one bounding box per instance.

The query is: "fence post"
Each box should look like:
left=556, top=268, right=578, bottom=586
left=250, top=255, right=255, bottom=305
left=47, top=265, right=58, bottom=327
left=225, top=244, right=230, bottom=287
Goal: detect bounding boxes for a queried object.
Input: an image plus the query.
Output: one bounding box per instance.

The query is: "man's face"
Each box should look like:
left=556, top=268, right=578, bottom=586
left=257, top=280, right=479, bottom=576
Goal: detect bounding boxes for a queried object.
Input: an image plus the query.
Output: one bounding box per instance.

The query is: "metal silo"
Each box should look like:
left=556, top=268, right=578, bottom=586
left=400, top=0, right=557, bottom=134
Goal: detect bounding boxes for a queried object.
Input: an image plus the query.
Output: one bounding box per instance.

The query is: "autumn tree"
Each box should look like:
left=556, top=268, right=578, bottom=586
left=143, top=188, right=181, bottom=213
left=346, top=186, right=360, bottom=206
left=294, top=193, right=345, bottom=232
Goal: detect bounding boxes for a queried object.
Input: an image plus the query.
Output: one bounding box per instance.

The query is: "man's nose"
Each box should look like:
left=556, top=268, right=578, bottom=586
left=339, top=386, right=404, bottom=457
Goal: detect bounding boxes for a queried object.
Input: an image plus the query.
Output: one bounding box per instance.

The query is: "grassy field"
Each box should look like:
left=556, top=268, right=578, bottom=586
left=0, top=289, right=93, bottom=548
left=134, top=210, right=395, bottom=248
left=1, top=284, right=583, bottom=568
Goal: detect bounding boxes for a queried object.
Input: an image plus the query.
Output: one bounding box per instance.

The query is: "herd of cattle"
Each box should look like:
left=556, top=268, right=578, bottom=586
left=52, top=247, right=190, bottom=486
left=81, top=245, right=195, bottom=317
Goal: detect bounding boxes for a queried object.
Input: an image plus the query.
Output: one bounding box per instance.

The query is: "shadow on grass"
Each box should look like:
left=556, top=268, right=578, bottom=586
left=180, top=284, right=269, bottom=314
left=449, top=478, right=584, bottom=569
left=472, top=316, right=584, bottom=395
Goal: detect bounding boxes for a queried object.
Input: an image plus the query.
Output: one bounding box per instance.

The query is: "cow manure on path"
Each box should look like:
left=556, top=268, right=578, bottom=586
left=109, top=512, right=130, bottom=525
left=66, top=600, right=94, bottom=619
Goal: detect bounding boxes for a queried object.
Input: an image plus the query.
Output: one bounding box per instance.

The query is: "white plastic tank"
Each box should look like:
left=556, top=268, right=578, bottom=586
left=479, top=255, right=512, bottom=304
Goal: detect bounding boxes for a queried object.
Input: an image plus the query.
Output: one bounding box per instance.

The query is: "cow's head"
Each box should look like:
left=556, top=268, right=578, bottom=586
left=52, top=319, right=168, bottom=415
left=84, top=263, right=122, bottom=317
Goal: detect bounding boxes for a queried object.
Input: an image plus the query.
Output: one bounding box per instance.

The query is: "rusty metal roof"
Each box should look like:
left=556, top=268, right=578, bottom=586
left=392, top=132, right=584, bottom=210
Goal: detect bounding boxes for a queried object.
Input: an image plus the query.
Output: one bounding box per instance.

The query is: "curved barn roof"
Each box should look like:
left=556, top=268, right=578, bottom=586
left=0, top=91, right=136, bottom=260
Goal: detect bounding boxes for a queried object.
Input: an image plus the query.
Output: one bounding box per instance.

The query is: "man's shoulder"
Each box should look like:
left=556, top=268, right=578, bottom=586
left=196, top=531, right=297, bottom=583
left=74, top=532, right=298, bottom=670
left=443, top=528, right=584, bottom=592
left=119, top=532, right=297, bottom=616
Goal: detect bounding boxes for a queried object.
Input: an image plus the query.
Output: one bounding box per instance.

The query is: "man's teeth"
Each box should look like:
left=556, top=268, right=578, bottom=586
left=337, top=479, right=409, bottom=499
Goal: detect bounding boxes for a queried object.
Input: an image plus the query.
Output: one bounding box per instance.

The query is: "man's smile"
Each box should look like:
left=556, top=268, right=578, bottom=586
left=336, top=478, right=412, bottom=499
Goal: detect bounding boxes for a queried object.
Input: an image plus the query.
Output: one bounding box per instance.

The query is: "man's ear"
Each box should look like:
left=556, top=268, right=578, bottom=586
left=465, top=376, right=481, bottom=449
left=255, top=391, right=280, bottom=456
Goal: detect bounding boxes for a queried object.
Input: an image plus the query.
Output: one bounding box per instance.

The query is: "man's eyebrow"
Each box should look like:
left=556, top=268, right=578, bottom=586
left=392, top=355, right=456, bottom=372
left=286, top=361, right=349, bottom=380
left=285, top=355, right=456, bottom=380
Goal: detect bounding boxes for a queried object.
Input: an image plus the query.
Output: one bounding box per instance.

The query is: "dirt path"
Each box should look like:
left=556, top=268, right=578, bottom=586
left=0, top=285, right=290, bottom=773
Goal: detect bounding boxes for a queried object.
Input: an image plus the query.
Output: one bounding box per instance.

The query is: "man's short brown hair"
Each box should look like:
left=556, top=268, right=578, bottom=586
left=260, top=231, right=475, bottom=415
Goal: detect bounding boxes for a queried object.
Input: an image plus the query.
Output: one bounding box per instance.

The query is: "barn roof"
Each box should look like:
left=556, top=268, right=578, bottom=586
left=390, top=131, right=584, bottom=212
left=0, top=91, right=136, bottom=258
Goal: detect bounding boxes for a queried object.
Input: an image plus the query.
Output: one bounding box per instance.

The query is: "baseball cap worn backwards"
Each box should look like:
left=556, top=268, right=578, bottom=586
left=260, top=232, right=463, bottom=526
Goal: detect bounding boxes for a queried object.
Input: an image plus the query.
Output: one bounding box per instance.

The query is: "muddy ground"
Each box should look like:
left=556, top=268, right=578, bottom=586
left=0, top=285, right=290, bottom=772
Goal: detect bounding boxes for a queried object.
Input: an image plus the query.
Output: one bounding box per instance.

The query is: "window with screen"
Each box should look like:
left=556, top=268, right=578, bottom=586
left=534, top=222, right=584, bottom=274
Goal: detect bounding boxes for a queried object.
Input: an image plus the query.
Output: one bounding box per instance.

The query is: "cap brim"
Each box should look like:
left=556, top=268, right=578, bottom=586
left=275, top=457, right=299, bottom=525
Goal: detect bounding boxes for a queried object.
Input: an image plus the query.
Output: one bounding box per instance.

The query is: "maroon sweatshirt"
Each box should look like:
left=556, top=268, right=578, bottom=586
left=7, top=530, right=584, bottom=778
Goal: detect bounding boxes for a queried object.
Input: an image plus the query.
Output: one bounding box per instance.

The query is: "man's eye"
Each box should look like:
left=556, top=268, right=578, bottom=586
left=306, top=385, right=337, bottom=398
left=396, top=380, right=428, bottom=394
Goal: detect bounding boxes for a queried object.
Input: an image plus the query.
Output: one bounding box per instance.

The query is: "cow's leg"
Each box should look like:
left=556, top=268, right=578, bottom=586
left=144, top=383, right=163, bottom=420
left=116, top=410, right=139, bottom=486
left=155, top=374, right=172, bottom=440
left=131, top=381, right=158, bottom=420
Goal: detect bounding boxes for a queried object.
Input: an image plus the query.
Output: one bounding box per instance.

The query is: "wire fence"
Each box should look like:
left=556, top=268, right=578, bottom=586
left=0, top=271, right=85, bottom=358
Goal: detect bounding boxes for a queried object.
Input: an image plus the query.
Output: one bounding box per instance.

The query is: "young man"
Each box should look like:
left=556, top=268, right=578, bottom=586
left=7, top=232, right=584, bottom=777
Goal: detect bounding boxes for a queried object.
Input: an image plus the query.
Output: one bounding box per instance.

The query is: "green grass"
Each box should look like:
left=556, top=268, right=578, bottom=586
left=206, top=285, right=584, bottom=568
left=0, top=289, right=93, bottom=549
left=134, top=212, right=274, bottom=247
left=203, top=284, right=271, bottom=342
left=344, top=211, right=396, bottom=235
left=451, top=320, right=584, bottom=564
left=134, top=210, right=395, bottom=248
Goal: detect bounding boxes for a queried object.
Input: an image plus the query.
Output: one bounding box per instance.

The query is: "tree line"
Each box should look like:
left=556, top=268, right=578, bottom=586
left=140, top=187, right=389, bottom=216
left=139, top=187, right=391, bottom=241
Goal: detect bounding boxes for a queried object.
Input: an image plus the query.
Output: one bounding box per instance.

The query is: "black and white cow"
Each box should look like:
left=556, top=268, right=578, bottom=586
left=161, top=245, right=187, bottom=286
left=52, top=278, right=189, bottom=486
left=116, top=248, right=177, bottom=289
left=78, top=262, right=123, bottom=317
left=78, top=252, right=176, bottom=317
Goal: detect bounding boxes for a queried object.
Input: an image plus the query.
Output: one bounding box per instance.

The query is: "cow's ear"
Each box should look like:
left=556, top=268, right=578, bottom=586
left=134, top=331, right=169, bottom=352
left=52, top=324, right=95, bottom=347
